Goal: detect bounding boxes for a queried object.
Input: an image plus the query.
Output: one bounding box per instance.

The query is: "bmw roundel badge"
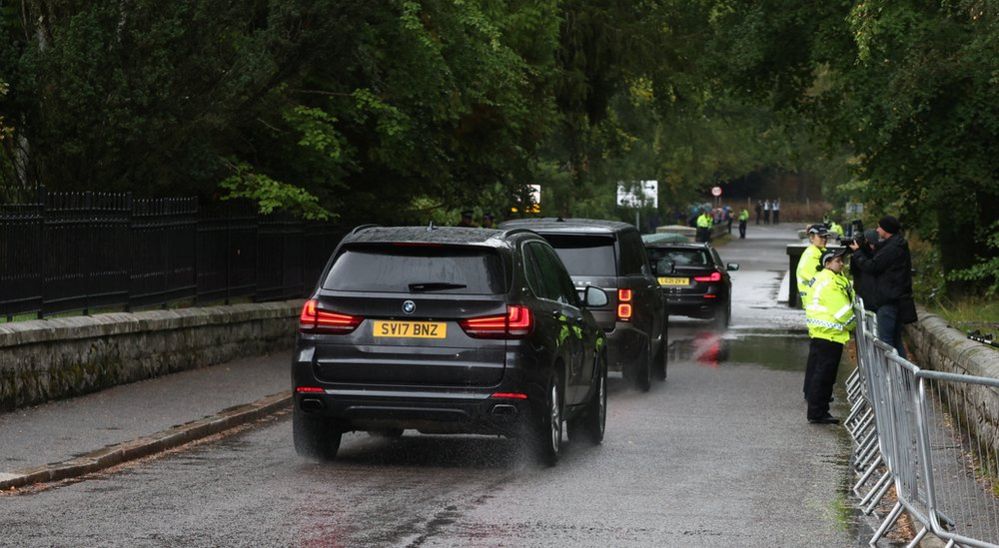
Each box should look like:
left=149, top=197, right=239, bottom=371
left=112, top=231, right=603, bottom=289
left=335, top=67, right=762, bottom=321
left=402, top=300, right=416, bottom=315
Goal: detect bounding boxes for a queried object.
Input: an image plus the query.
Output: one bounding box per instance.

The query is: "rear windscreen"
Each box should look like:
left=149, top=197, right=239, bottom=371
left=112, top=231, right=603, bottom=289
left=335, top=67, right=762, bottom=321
left=544, top=235, right=617, bottom=277
left=647, top=248, right=711, bottom=267
left=322, top=245, right=506, bottom=294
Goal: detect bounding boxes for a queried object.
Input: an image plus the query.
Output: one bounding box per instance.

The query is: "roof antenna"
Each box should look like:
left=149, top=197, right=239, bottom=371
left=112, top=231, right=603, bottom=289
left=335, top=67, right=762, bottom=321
left=427, top=220, right=435, bottom=231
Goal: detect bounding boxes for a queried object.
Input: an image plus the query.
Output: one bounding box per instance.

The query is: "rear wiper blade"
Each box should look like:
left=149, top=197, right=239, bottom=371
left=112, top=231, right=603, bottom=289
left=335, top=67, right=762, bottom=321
left=408, top=282, right=467, bottom=292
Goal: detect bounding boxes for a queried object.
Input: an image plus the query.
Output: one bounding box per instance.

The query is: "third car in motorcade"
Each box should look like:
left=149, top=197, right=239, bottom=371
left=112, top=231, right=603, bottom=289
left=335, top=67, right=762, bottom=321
left=292, top=225, right=609, bottom=466
left=645, top=241, right=738, bottom=327
left=499, top=218, right=668, bottom=391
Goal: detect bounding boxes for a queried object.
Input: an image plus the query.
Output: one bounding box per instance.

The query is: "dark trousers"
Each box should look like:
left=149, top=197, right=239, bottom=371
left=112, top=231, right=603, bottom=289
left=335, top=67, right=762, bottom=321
left=738, top=220, right=747, bottom=238
left=876, top=303, right=906, bottom=359
left=773, top=211, right=779, bottom=224
left=764, top=211, right=770, bottom=224
left=696, top=227, right=710, bottom=242
left=755, top=211, right=761, bottom=224
left=806, top=338, right=844, bottom=419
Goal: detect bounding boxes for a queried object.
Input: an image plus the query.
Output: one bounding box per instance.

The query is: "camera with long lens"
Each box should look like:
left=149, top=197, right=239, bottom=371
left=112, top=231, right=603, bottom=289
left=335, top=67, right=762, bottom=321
left=841, top=220, right=866, bottom=250
left=841, top=234, right=864, bottom=250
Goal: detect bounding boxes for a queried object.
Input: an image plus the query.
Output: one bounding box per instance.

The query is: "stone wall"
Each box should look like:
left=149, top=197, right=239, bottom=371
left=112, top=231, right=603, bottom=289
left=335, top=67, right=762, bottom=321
left=0, top=301, right=302, bottom=411
left=906, top=307, right=999, bottom=454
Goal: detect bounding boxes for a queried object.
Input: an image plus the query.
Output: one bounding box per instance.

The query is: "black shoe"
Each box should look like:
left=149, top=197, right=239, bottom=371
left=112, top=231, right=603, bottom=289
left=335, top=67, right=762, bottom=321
left=808, top=415, right=840, bottom=424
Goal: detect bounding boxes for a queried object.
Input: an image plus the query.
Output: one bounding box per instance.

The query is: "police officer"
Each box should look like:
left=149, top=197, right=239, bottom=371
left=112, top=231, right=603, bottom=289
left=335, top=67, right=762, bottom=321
left=804, top=249, right=855, bottom=424
left=457, top=210, right=476, bottom=227
left=696, top=208, right=713, bottom=242
left=828, top=219, right=845, bottom=240
left=738, top=208, right=749, bottom=239
left=798, top=224, right=829, bottom=399
left=796, top=224, right=829, bottom=308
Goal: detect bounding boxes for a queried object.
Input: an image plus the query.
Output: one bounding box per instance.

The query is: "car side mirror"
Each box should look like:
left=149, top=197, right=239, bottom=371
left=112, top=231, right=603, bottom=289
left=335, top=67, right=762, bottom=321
left=584, top=286, right=608, bottom=308
left=654, top=258, right=675, bottom=275
left=727, top=263, right=739, bottom=271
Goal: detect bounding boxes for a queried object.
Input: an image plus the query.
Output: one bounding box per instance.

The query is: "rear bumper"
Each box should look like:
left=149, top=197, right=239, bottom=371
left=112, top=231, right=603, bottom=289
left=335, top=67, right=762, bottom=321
left=293, top=388, right=536, bottom=435
left=605, top=322, right=649, bottom=372
left=291, top=347, right=547, bottom=435
left=665, top=295, right=724, bottom=318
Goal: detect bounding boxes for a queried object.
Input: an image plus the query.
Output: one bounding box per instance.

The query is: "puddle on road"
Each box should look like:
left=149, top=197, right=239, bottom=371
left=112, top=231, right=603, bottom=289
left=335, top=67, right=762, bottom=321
left=669, top=333, right=811, bottom=371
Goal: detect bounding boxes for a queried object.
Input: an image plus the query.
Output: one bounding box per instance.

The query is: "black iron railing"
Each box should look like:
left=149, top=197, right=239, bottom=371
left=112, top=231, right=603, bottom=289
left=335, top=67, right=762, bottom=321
left=0, top=187, right=345, bottom=320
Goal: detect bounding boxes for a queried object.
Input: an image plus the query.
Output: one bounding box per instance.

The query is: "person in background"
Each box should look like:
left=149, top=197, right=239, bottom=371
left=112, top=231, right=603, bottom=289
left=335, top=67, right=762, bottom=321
left=763, top=200, right=771, bottom=224
left=481, top=212, right=495, bottom=229
left=457, top=210, right=476, bottom=227
left=804, top=249, right=855, bottom=424
left=724, top=206, right=733, bottom=234
left=772, top=199, right=781, bottom=224
left=755, top=200, right=763, bottom=225
left=738, top=208, right=749, bottom=239
left=827, top=218, right=844, bottom=240
left=848, top=215, right=916, bottom=358
left=696, top=208, right=713, bottom=242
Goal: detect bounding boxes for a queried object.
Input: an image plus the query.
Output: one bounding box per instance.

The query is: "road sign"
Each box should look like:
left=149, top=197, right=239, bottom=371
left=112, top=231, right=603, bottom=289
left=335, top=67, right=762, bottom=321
left=528, top=184, right=541, bottom=213
left=711, top=186, right=722, bottom=197
left=616, top=180, right=658, bottom=208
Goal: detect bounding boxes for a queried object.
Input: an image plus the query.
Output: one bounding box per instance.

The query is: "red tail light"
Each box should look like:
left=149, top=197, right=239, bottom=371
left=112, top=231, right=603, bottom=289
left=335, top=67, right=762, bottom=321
left=460, top=305, right=533, bottom=338
left=491, top=392, right=528, bottom=400
left=299, top=299, right=363, bottom=334
left=693, top=271, right=723, bottom=283
left=296, top=386, right=325, bottom=394
left=617, top=289, right=633, bottom=321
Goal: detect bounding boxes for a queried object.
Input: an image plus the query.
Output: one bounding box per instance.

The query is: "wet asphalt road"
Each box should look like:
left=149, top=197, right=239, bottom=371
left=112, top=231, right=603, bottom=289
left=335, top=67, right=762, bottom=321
left=0, top=224, right=865, bottom=546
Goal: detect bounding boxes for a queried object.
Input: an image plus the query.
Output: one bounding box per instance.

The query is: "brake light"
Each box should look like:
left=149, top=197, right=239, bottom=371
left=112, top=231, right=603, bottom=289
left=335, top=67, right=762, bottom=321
left=296, top=386, right=325, bottom=394
left=617, top=289, right=633, bottom=321
left=460, top=305, right=533, bottom=338
left=694, top=271, right=722, bottom=283
left=617, top=303, right=633, bottom=321
left=299, top=299, right=363, bottom=334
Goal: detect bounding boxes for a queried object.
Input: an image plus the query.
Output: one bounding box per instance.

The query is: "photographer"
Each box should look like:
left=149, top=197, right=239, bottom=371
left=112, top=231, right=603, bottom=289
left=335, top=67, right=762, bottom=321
left=848, top=229, right=879, bottom=305
left=848, top=215, right=917, bottom=358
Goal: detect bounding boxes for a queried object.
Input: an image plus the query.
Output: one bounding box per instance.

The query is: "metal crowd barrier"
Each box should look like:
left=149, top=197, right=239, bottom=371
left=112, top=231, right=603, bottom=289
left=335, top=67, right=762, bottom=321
left=848, top=300, right=999, bottom=547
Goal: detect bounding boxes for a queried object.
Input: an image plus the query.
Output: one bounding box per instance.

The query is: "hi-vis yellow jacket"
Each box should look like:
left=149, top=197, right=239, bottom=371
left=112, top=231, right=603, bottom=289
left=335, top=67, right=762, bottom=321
left=805, top=269, right=856, bottom=344
left=795, top=244, right=826, bottom=306
left=696, top=213, right=713, bottom=228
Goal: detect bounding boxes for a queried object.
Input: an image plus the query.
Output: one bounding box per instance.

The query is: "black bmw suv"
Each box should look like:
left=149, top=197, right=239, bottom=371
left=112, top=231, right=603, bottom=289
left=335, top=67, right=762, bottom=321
left=499, top=218, right=668, bottom=390
left=292, top=226, right=609, bottom=465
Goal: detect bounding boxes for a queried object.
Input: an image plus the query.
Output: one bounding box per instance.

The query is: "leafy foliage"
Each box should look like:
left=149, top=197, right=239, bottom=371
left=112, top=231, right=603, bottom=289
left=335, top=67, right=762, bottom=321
left=947, top=221, right=999, bottom=297
left=0, top=1, right=995, bottom=299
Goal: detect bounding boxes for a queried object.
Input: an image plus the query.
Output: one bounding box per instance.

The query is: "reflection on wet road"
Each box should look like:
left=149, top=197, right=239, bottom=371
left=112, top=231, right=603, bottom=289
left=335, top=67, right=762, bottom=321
left=669, top=332, right=811, bottom=371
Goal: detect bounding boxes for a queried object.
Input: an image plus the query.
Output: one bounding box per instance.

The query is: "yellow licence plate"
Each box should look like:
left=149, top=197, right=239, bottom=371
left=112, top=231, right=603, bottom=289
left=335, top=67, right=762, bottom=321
left=373, top=320, right=447, bottom=339
left=658, top=277, right=689, bottom=286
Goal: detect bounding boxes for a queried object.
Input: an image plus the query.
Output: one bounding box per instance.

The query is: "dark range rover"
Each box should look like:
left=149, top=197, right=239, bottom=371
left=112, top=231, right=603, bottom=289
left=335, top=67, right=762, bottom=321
left=292, top=226, right=609, bottom=465
left=499, top=218, right=668, bottom=391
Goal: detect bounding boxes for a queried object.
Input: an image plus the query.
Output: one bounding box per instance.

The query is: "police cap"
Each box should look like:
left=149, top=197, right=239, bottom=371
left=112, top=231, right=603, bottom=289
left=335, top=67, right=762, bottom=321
left=820, top=248, right=847, bottom=265
left=807, top=224, right=829, bottom=236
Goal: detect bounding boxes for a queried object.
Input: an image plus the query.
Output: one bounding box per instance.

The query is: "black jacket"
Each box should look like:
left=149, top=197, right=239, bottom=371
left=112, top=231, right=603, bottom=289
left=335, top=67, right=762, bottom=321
left=851, top=234, right=914, bottom=310
left=849, top=246, right=878, bottom=307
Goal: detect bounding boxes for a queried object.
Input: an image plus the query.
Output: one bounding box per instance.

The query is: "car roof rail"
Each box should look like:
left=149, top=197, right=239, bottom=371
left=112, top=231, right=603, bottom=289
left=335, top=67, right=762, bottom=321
left=349, top=223, right=379, bottom=235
